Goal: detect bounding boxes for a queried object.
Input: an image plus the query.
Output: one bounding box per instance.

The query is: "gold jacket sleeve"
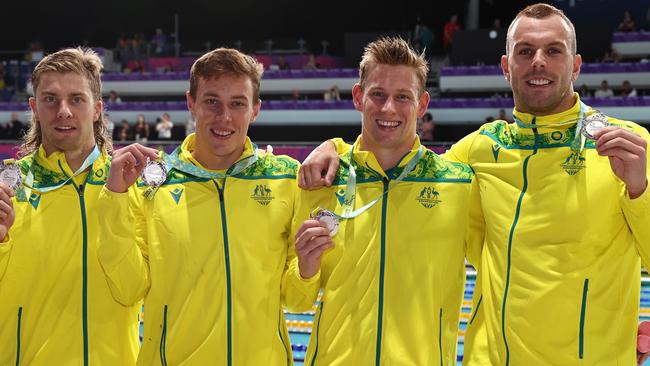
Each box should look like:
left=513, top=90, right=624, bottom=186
left=620, top=125, right=650, bottom=269
left=282, top=177, right=322, bottom=313
left=0, top=236, right=12, bottom=282
left=96, top=186, right=151, bottom=307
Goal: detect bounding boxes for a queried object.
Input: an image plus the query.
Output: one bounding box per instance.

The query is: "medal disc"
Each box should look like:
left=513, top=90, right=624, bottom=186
left=311, top=208, right=339, bottom=236
left=141, top=160, right=168, bottom=187
left=582, top=113, right=609, bottom=140
left=0, top=163, right=22, bottom=191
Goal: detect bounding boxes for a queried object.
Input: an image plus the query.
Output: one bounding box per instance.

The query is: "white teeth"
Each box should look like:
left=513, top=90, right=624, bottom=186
left=210, top=128, right=232, bottom=136
left=56, top=126, right=74, bottom=130
left=528, top=79, right=551, bottom=85
left=377, top=120, right=400, bottom=127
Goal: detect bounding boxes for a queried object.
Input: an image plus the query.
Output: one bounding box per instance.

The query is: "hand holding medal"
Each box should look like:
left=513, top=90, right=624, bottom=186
left=0, top=160, right=22, bottom=192
left=591, top=117, right=648, bottom=199
left=0, top=160, right=17, bottom=242
left=310, top=207, right=339, bottom=236
left=294, top=212, right=336, bottom=279
left=581, top=112, right=609, bottom=140
left=106, top=144, right=161, bottom=194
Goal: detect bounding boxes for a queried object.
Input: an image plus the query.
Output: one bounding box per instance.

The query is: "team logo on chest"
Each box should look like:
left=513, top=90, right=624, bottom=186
left=169, top=187, right=184, bottom=204
left=251, top=184, right=274, bottom=206
left=491, top=144, right=501, bottom=162
left=29, top=193, right=41, bottom=210
left=416, top=186, right=442, bottom=208
left=561, top=152, right=586, bottom=175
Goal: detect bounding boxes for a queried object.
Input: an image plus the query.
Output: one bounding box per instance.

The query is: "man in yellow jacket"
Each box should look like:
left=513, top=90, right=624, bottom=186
left=283, top=37, right=479, bottom=365
left=299, top=4, right=650, bottom=365
left=0, top=48, right=140, bottom=365
left=97, top=48, right=297, bottom=365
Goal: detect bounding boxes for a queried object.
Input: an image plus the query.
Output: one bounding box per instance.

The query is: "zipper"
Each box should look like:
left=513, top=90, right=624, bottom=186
left=501, top=122, right=539, bottom=366
left=75, top=182, right=89, bottom=366
left=15, top=307, right=22, bottom=366
left=215, top=181, right=233, bottom=366
left=579, top=279, right=589, bottom=359
left=438, top=307, right=443, bottom=366
left=374, top=178, right=389, bottom=366
left=160, top=305, right=168, bottom=366
left=309, top=301, right=325, bottom=366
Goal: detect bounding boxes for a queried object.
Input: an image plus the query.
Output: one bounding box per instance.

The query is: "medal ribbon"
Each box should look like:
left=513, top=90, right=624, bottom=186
left=17, top=145, right=101, bottom=202
left=335, top=143, right=425, bottom=220
left=143, top=145, right=259, bottom=199
left=513, top=102, right=590, bottom=153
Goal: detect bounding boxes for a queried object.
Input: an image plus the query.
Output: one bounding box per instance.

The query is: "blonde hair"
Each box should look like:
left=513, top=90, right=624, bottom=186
left=189, top=48, right=264, bottom=101
left=19, top=47, right=111, bottom=157
left=358, top=37, right=429, bottom=94
left=506, top=3, right=577, bottom=55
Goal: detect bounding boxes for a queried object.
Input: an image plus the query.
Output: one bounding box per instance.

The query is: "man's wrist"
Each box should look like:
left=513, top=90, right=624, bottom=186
left=628, top=179, right=648, bottom=200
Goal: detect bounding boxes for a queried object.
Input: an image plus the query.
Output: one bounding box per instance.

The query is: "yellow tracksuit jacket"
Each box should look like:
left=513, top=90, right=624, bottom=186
left=283, top=136, right=477, bottom=365
left=97, top=135, right=297, bottom=366
left=446, top=96, right=650, bottom=365
left=0, top=147, right=140, bottom=366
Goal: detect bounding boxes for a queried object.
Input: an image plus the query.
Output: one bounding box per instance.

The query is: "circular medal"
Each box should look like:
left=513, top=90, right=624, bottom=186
left=581, top=113, right=609, bottom=140
left=141, top=160, right=167, bottom=187
left=0, top=163, right=22, bottom=191
left=311, top=208, right=339, bottom=236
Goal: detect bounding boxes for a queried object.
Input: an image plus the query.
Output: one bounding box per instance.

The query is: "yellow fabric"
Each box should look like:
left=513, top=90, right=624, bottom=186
left=97, top=134, right=298, bottom=365
left=284, top=135, right=476, bottom=365
left=445, top=95, right=650, bottom=365
left=0, top=147, right=140, bottom=365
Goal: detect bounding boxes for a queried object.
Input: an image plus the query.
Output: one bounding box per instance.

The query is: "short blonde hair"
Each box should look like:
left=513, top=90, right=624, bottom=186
left=19, top=47, right=111, bottom=157
left=506, top=3, right=577, bottom=55
left=358, top=37, right=429, bottom=94
left=189, top=48, right=264, bottom=101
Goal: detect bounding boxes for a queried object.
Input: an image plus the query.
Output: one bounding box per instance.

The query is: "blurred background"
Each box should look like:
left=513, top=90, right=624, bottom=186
left=2, top=0, right=650, bottom=364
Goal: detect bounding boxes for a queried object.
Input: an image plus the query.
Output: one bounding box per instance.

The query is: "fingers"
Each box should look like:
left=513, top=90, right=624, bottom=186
left=113, top=144, right=160, bottom=167
left=324, top=157, right=339, bottom=186
left=595, top=126, right=645, bottom=145
left=300, top=140, right=341, bottom=190
left=295, top=221, right=332, bottom=254
left=595, top=127, right=647, bottom=156
left=639, top=334, right=650, bottom=354
left=639, top=321, right=650, bottom=335
left=298, top=165, right=313, bottom=190
left=599, top=147, right=645, bottom=163
left=295, top=219, right=327, bottom=241
left=0, top=183, right=15, bottom=200
left=114, top=151, right=143, bottom=179
left=639, top=351, right=650, bottom=365
left=294, top=219, right=334, bottom=279
left=0, top=199, right=13, bottom=221
left=597, top=137, right=646, bottom=158
left=0, top=184, right=14, bottom=208
left=298, top=167, right=306, bottom=189
left=299, top=160, right=331, bottom=191
left=107, top=144, right=161, bottom=193
left=296, top=233, right=333, bottom=259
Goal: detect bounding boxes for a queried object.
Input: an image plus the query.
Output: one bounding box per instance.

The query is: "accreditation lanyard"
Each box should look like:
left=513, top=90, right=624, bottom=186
left=17, top=145, right=101, bottom=202
left=337, top=144, right=425, bottom=220
left=513, top=101, right=589, bottom=154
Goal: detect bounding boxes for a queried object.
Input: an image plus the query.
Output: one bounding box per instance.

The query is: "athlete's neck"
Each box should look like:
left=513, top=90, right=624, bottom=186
left=42, top=142, right=95, bottom=172
left=192, top=145, right=244, bottom=171
left=360, top=136, right=414, bottom=172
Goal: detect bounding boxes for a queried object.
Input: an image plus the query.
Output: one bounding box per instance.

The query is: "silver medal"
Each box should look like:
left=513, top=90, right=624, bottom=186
left=311, top=208, right=339, bottom=236
left=0, top=162, right=22, bottom=191
left=581, top=113, right=609, bottom=140
left=141, top=160, right=167, bottom=187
